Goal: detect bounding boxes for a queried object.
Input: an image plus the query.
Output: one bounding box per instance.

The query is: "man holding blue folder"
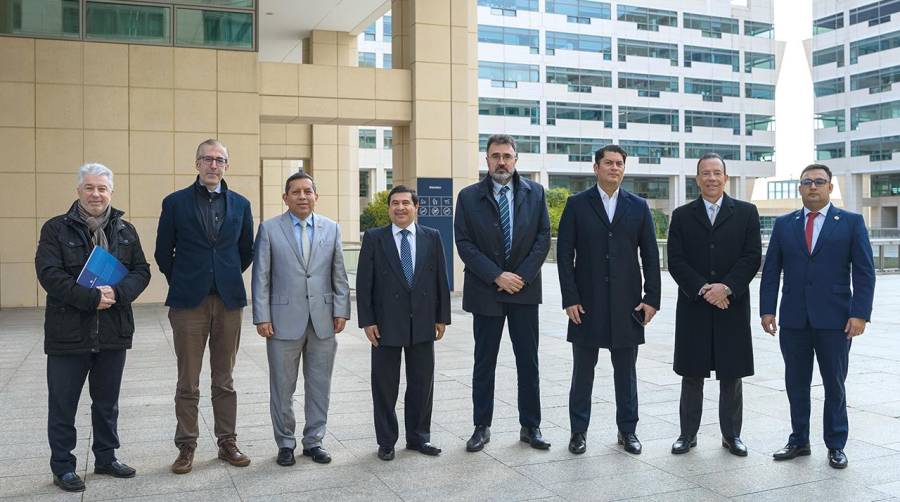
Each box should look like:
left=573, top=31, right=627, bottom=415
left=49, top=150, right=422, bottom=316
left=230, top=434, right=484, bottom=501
left=35, top=163, right=150, bottom=492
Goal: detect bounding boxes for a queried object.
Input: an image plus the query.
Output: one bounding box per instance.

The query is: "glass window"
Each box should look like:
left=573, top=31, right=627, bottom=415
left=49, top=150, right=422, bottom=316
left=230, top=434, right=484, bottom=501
left=546, top=66, right=611, bottom=92
left=546, top=31, right=611, bottom=59
left=549, top=174, right=597, bottom=192
left=618, top=72, right=678, bottom=97
left=813, top=45, right=845, bottom=67
left=851, top=100, right=900, bottom=129
left=385, top=169, right=393, bottom=190
left=179, top=1, right=254, bottom=7
left=621, top=176, right=669, bottom=199
left=849, top=0, right=900, bottom=27
left=871, top=173, right=900, bottom=196
left=684, top=45, right=739, bottom=71
left=616, top=4, right=677, bottom=31
left=816, top=142, right=846, bottom=160
left=359, top=129, right=376, bottom=149
left=0, top=0, right=79, bottom=38
left=745, top=51, right=775, bottom=72
left=479, top=61, right=540, bottom=87
left=852, top=134, right=900, bottom=160
left=851, top=64, right=900, bottom=92
left=547, top=136, right=611, bottom=162
left=383, top=15, right=392, bottom=42
left=745, top=20, right=774, bottom=38
left=363, top=22, right=376, bottom=41
left=359, top=169, right=371, bottom=197
left=850, top=29, right=900, bottom=64
left=683, top=12, right=738, bottom=38
left=746, top=114, right=775, bottom=135
left=618, top=106, right=678, bottom=131
left=478, top=25, right=539, bottom=52
left=814, top=12, right=844, bottom=34
left=745, top=82, right=775, bottom=100
left=685, top=143, right=740, bottom=160
left=86, top=2, right=171, bottom=44
left=383, top=129, right=392, bottom=149
left=618, top=140, right=679, bottom=163
left=358, top=51, right=376, bottom=67
left=617, top=39, right=678, bottom=65
left=767, top=180, right=798, bottom=199
left=175, top=7, right=252, bottom=49
left=546, top=101, right=612, bottom=127
left=815, top=77, right=845, bottom=97
left=684, top=78, right=739, bottom=102
left=686, top=181, right=700, bottom=200
left=479, top=134, right=541, bottom=153
left=478, top=97, right=541, bottom=124
left=546, top=0, right=610, bottom=23
left=746, top=145, right=774, bottom=162
left=478, top=0, right=539, bottom=13
left=685, top=110, right=740, bottom=134
left=383, top=53, right=392, bottom=69
left=816, top=110, right=846, bottom=132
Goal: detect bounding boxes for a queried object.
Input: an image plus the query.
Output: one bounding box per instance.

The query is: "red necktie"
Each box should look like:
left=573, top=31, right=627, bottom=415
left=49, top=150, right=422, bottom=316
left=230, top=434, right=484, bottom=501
left=805, top=211, right=819, bottom=253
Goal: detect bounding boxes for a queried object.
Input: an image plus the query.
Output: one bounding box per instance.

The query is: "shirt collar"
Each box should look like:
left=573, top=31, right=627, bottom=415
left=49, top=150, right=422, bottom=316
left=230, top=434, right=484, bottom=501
left=702, top=195, right=723, bottom=210
left=195, top=178, right=222, bottom=194
left=804, top=202, right=831, bottom=218
left=493, top=180, right=512, bottom=196
left=288, top=211, right=314, bottom=227
left=597, top=185, right=619, bottom=202
left=393, top=223, right=416, bottom=236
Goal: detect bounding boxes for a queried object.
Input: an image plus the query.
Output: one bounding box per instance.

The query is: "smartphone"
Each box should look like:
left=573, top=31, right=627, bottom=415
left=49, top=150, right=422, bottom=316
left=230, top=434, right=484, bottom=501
left=631, top=309, right=645, bottom=326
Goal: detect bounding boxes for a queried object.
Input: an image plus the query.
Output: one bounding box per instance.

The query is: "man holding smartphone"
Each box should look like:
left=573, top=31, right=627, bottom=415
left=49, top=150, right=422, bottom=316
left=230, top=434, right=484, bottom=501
left=556, top=145, right=661, bottom=455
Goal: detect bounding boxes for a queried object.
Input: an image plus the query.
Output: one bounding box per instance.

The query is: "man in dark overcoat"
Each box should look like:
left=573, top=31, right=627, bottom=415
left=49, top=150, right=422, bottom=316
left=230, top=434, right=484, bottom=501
left=667, top=153, right=761, bottom=456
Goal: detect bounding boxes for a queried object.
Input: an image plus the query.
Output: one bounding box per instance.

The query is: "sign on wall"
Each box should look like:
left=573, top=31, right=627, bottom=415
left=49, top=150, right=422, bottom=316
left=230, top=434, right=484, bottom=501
left=417, top=177, right=454, bottom=289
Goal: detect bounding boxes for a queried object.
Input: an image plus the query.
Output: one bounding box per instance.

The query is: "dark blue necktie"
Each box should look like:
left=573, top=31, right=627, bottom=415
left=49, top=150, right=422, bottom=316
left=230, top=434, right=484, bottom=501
left=498, top=185, right=511, bottom=259
left=400, top=229, right=413, bottom=286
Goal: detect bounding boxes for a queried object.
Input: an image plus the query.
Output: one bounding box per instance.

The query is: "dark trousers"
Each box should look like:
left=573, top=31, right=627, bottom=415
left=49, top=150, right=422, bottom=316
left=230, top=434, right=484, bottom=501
left=371, top=341, right=435, bottom=448
left=679, top=376, right=743, bottom=438
left=780, top=326, right=851, bottom=449
left=570, top=344, right=639, bottom=434
left=47, top=350, right=126, bottom=476
left=472, top=303, right=541, bottom=428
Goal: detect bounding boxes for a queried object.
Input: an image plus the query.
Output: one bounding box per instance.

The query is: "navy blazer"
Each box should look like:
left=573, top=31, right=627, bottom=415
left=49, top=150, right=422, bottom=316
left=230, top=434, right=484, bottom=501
left=356, top=223, right=451, bottom=347
left=155, top=179, right=254, bottom=310
left=760, top=205, right=875, bottom=330
left=556, top=187, right=661, bottom=348
left=454, top=172, right=551, bottom=316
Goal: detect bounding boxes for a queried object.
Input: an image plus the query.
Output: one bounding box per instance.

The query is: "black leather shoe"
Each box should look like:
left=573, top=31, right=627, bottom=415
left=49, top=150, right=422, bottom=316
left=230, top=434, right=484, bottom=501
left=569, top=432, right=586, bottom=454
left=94, top=460, right=136, bottom=478
left=377, top=446, right=395, bottom=461
left=276, top=447, right=295, bottom=466
left=466, top=425, right=491, bottom=452
left=828, top=448, right=848, bottom=469
left=617, top=431, right=642, bottom=455
left=520, top=427, right=551, bottom=450
left=302, top=446, right=332, bottom=464
left=406, top=442, right=442, bottom=456
left=772, top=443, right=811, bottom=461
left=722, top=437, right=748, bottom=457
left=671, top=436, right=697, bottom=455
left=53, top=472, right=85, bottom=492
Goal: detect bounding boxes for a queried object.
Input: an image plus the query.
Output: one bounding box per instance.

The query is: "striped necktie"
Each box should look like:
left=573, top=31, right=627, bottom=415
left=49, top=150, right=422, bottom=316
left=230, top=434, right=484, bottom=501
left=400, top=229, right=414, bottom=286
left=498, top=185, right=511, bottom=259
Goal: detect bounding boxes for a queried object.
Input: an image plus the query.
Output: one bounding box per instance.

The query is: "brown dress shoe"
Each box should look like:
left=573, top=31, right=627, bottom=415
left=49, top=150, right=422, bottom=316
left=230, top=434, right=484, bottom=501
left=171, top=445, right=195, bottom=474
left=218, top=440, right=251, bottom=467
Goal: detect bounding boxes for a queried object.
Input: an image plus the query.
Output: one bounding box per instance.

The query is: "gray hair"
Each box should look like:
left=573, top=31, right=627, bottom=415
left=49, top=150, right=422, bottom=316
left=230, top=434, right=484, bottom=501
left=77, top=163, right=114, bottom=190
left=195, top=138, right=229, bottom=160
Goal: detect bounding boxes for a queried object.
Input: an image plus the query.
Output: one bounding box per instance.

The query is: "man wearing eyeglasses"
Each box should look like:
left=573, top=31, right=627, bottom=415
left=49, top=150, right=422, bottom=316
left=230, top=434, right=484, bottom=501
left=455, top=134, right=552, bottom=452
left=760, top=163, right=875, bottom=470
left=155, top=139, right=255, bottom=474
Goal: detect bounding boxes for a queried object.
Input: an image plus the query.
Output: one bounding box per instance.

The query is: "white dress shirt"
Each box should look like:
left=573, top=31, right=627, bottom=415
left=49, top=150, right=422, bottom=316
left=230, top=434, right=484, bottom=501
left=392, top=222, right=416, bottom=267
left=804, top=202, right=832, bottom=251
left=597, top=185, right=619, bottom=221
left=493, top=180, right=514, bottom=240
left=702, top=195, right=723, bottom=224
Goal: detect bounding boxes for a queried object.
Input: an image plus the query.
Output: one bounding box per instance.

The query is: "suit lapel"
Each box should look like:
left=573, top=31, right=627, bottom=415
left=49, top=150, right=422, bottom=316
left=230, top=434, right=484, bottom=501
left=411, top=223, right=431, bottom=286
left=711, top=194, right=734, bottom=231
left=379, top=225, right=411, bottom=290
left=586, top=188, right=612, bottom=228
left=791, top=209, right=808, bottom=255
left=277, top=212, right=306, bottom=270
left=811, top=205, right=840, bottom=256
left=307, top=216, right=327, bottom=266
left=691, top=197, right=713, bottom=231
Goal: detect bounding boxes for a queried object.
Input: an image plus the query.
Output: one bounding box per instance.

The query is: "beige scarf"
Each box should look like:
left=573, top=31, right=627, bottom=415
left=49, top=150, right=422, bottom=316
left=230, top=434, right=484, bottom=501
left=77, top=203, right=111, bottom=250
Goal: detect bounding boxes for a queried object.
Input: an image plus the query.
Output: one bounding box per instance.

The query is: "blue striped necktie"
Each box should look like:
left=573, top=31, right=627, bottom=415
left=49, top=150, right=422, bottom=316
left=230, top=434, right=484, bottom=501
left=498, top=185, right=511, bottom=259
left=400, top=229, right=414, bottom=286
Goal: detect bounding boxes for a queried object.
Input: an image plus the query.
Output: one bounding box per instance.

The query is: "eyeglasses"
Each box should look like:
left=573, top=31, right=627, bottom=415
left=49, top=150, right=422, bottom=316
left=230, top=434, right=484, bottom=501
left=488, top=153, right=516, bottom=162
left=198, top=156, right=228, bottom=167
left=799, top=178, right=829, bottom=187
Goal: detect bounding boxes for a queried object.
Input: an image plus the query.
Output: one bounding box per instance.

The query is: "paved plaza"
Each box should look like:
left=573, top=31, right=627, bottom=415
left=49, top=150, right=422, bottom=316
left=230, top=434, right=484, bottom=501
left=2, top=266, right=900, bottom=501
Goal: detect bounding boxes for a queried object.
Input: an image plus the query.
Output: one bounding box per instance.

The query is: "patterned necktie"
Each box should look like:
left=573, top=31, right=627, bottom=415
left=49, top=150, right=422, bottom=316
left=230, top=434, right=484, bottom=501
left=709, top=203, right=718, bottom=225
left=498, top=185, right=511, bottom=259
left=805, top=211, right=819, bottom=253
left=400, top=229, right=413, bottom=286
left=300, top=219, right=311, bottom=267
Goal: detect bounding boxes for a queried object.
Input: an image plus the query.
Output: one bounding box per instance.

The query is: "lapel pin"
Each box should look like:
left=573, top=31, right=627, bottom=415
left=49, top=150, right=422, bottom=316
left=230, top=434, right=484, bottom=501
left=834, top=215, right=840, bottom=220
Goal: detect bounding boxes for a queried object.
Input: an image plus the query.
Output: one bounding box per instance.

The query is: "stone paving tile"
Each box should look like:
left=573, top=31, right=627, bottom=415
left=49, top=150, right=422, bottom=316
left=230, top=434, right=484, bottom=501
left=730, top=477, right=892, bottom=501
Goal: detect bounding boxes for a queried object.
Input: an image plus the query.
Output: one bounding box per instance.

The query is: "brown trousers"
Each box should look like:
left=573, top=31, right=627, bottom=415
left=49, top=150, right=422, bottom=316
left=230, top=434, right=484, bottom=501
left=169, top=295, right=243, bottom=448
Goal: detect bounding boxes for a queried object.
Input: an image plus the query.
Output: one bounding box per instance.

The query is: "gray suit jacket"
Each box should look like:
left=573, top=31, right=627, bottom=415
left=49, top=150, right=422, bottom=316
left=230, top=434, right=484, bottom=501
left=252, top=211, right=351, bottom=340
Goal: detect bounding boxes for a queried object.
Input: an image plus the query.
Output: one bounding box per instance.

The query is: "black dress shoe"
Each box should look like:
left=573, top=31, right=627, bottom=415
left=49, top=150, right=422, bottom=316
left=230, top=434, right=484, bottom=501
left=466, top=425, right=491, bottom=452
left=722, top=437, right=748, bottom=457
left=520, top=427, right=551, bottom=450
left=671, top=436, right=697, bottom=455
left=377, top=446, right=395, bottom=461
left=94, top=460, right=136, bottom=478
left=828, top=448, right=848, bottom=469
left=617, top=431, right=642, bottom=455
left=302, top=446, right=332, bottom=464
left=276, top=447, right=295, bottom=466
left=406, top=442, right=442, bottom=456
left=53, top=472, right=85, bottom=492
left=569, top=432, right=586, bottom=454
left=772, top=443, right=811, bottom=461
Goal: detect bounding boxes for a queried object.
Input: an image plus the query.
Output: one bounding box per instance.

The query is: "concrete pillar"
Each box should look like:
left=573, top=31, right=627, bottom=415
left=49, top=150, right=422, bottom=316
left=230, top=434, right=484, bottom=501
left=837, top=173, right=865, bottom=221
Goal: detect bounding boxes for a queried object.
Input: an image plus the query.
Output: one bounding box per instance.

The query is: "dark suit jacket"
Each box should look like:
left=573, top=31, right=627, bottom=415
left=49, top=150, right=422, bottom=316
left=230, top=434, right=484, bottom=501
left=356, top=223, right=451, bottom=347
left=760, top=205, right=875, bottom=330
left=556, top=187, right=661, bottom=349
left=454, top=172, right=551, bottom=316
left=667, top=195, right=761, bottom=379
left=154, top=178, right=254, bottom=310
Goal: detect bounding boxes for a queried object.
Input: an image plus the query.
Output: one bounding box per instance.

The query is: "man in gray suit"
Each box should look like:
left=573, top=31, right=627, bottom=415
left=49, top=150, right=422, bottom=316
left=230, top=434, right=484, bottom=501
left=252, top=171, right=350, bottom=466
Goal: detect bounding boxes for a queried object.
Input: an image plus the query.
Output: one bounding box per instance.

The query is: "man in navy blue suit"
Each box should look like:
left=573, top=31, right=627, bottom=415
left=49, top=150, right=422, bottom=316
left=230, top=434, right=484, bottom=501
left=155, top=139, right=255, bottom=474
left=760, top=163, right=875, bottom=469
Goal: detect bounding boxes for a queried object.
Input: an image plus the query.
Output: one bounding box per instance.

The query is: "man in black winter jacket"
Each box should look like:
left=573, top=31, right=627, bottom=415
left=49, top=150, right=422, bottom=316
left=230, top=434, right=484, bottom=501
left=35, top=163, right=150, bottom=492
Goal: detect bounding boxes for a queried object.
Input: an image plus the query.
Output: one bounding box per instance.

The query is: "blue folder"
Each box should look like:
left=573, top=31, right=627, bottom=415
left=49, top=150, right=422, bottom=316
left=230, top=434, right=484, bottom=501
left=76, top=246, right=127, bottom=288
